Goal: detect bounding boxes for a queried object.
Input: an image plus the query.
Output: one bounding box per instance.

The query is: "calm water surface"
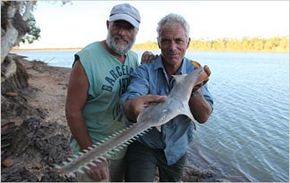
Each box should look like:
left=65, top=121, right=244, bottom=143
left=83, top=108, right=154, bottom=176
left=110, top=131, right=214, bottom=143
left=13, top=50, right=289, bottom=182
left=187, top=51, right=289, bottom=182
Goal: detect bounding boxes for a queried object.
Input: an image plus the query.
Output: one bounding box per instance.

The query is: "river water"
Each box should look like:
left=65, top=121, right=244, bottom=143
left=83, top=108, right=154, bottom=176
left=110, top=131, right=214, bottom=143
left=12, top=49, right=289, bottom=182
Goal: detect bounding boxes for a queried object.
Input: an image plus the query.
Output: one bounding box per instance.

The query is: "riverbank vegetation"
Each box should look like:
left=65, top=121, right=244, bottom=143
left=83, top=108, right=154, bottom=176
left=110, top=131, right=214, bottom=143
left=133, top=36, right=289, bottom=52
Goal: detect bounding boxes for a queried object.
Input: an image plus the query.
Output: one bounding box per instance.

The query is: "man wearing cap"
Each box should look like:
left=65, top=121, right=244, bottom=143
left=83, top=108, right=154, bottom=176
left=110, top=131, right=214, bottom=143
left=65, top=3, right=160, bottom=181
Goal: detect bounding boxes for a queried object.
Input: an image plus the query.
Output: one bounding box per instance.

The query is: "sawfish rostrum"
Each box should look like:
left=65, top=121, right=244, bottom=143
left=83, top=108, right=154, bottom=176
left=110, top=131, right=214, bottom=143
left=55, top=66, right=207, bottom=175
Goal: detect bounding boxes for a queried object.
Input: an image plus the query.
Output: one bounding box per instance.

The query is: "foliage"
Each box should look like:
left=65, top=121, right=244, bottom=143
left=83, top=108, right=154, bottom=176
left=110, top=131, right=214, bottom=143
left=20, top=17, right=41, bottom=44
left=133, top=36, right=289, bottom=52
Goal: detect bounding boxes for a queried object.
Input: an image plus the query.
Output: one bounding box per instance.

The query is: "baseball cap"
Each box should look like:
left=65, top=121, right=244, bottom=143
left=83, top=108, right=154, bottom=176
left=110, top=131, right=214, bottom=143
left=109, top=3, right=141, bottom=29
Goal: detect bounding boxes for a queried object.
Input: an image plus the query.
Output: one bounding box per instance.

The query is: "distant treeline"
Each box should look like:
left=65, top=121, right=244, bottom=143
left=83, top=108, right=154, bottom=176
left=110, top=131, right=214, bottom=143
left=133, top=36, right=289, bottom=52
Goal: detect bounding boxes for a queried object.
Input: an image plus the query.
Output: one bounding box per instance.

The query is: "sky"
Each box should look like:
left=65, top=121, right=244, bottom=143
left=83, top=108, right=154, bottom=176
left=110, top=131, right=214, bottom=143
left=19, top=0, right=289, bottom=49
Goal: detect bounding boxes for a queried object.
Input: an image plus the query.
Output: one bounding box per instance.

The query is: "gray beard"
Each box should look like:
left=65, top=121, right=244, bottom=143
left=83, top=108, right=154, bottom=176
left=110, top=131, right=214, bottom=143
left=106, top=34, right=135, bottom=55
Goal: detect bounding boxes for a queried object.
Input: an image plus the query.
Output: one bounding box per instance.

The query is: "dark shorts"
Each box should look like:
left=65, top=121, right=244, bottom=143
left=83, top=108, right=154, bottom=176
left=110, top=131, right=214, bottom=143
left=125, top=141, right=186, bottom=182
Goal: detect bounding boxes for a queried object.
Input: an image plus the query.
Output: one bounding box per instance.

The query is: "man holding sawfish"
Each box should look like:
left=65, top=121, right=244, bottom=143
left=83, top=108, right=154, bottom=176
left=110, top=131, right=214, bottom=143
left=121, top=13, right=214, bottom=182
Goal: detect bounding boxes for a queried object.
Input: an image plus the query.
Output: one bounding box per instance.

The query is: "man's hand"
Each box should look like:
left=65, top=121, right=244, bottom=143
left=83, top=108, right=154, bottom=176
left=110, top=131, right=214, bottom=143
left=192, top=65, right=211, bottom=92
left=141, top=51, right=158, bottom=64
left=124, top=95, right=167, bottom=121
left=86, top=158, right=109, bottom=181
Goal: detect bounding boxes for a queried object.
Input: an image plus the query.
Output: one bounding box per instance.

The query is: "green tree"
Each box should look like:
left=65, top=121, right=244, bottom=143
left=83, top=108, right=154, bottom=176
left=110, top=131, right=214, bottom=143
left=20, top=17, right=41, bottom=44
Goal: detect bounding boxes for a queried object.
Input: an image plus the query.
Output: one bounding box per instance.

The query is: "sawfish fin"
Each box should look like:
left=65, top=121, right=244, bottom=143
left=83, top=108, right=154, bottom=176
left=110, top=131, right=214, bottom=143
left=181, top=104, right=197, bottom=130
left=181, top=104, right=195, bottom=121
left=155, top=104, right=196, bottom=132
left=155, top=126, right=161, bottom=132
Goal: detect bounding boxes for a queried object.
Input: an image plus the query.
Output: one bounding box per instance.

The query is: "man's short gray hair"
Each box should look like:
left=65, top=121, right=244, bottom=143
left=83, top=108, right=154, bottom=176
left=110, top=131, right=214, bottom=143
left=156, top=13, right=190, bottom=41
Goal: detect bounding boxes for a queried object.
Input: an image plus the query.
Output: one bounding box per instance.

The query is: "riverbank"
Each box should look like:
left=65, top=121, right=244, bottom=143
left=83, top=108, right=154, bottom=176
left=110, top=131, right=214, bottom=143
left=1, top=56, right=75, bottom=181
left=13, top=35, right=289, bottom=53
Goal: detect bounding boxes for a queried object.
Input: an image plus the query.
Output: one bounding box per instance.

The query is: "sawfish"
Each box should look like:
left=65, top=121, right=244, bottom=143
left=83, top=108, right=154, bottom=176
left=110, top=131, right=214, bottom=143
left=55, top=66, right=208, bottom=176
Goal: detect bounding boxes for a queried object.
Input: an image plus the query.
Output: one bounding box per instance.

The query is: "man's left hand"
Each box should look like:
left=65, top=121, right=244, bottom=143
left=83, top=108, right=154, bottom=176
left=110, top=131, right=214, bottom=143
left=141, top=51, right=158, bottom=64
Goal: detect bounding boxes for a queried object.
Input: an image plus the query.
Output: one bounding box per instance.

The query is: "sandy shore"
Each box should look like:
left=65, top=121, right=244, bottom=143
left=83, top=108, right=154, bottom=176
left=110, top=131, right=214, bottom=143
left=22, top=59, right=71, bottom=126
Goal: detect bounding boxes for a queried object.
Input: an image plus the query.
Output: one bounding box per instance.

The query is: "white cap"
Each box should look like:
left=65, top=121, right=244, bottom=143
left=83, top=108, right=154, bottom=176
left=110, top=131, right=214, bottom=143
left=109, top=3, right=141, bottom=29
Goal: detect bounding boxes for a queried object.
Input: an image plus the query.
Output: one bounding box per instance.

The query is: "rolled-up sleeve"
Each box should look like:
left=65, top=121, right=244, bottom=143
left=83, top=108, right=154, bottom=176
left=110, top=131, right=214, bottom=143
left=201, top=84, right=214, bottom=107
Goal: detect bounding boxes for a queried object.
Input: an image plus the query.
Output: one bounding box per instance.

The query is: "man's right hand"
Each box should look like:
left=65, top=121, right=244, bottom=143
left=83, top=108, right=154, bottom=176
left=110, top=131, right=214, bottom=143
left=86, top=158, right=109, bottom=181
left=124, top=95, right=167, bottom=121
left=192, top=65, right=211, bottom=92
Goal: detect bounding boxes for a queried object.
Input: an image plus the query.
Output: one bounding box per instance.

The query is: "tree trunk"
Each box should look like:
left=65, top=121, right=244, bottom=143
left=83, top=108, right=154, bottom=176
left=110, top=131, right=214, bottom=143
left=1, top=1, right=34, bottom=63
left=1, top=25, right=19, bottom=63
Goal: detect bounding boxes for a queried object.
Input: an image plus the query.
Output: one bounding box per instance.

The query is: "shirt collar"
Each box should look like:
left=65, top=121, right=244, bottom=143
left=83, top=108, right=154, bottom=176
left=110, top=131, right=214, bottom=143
left=152, top=55, right=189, bottom=75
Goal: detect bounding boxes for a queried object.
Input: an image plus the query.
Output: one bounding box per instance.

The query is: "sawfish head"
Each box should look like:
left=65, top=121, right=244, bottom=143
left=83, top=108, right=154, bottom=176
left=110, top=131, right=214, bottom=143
left=136, top=67, right=207, bottom=128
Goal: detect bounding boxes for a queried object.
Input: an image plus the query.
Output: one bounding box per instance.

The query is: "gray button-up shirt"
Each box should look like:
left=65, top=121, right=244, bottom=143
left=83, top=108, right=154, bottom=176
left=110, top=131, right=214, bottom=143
left=121, top=56, right=213, bottom=165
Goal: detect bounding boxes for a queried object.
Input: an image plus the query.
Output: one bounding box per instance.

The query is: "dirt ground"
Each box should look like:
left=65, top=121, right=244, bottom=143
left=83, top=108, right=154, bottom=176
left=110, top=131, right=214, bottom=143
left=22, top=59, right=71, bottom=126
left=1, top=59, right=76, bottom=181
